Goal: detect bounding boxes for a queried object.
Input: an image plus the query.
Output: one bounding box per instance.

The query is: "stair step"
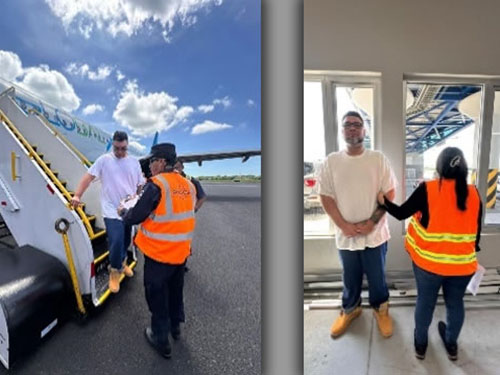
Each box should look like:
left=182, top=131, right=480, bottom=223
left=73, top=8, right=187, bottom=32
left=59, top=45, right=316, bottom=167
left=91, top=229, right=106, bottom=240
left=94, top=257, right=136, bottom=306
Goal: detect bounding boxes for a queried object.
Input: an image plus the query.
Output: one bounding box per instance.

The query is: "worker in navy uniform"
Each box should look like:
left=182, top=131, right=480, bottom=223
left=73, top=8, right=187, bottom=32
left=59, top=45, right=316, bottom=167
left=118, top=143, right=196, bottom=359
left=174, top=160, right=207, bottom=273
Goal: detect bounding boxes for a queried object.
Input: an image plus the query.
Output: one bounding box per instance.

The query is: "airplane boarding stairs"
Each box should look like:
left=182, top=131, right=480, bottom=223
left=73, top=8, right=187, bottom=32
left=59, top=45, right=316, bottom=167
left=0, top=89, right=137, bottom=310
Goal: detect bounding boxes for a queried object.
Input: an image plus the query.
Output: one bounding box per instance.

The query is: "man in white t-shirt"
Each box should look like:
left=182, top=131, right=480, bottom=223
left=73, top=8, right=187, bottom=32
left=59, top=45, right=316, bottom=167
left=318, top=111, right=397, bottom=339
left=71, top=131, right=144, bottom=293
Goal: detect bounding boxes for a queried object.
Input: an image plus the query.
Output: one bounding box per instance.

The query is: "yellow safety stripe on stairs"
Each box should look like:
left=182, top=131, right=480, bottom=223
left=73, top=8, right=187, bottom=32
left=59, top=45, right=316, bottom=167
left=0, top=109, right=102, bottom=240
left=96, top=260, right=137, bottom=306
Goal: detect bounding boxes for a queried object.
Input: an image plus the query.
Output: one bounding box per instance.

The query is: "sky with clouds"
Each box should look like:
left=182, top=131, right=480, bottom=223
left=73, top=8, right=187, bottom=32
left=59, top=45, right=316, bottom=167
left=0, top=0, right=260, bottom=176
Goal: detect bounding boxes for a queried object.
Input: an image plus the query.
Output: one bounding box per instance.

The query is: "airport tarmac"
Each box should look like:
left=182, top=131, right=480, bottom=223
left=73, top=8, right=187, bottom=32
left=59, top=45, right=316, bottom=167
left=0, top=182, right=261, bottom=375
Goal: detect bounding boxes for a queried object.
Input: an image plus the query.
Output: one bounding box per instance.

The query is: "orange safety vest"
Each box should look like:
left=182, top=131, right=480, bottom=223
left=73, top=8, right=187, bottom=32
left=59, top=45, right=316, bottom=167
left=134, top=172, right=196, bottom=264
left=405, top=179, right=480, bottom=276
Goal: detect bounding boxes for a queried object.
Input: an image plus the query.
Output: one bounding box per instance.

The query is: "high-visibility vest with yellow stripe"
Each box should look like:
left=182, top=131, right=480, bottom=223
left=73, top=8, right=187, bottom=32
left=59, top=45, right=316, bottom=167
left=134, top=172, right=196, bottom=264
left=405, top=179, right=480, bottom=276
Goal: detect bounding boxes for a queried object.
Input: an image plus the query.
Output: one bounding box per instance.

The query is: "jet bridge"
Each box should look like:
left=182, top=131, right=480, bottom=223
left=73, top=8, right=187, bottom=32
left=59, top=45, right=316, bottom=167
left=0, top=86, right=137, bottom=369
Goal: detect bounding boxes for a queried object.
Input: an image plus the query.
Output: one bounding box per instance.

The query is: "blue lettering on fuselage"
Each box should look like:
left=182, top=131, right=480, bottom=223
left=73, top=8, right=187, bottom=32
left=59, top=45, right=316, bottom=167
left=13, top=94, right=110, bottom=145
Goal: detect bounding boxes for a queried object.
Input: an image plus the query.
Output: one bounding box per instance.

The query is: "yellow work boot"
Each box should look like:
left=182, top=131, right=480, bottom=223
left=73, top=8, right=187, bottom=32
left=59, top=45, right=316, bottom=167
left=109, top=268, right=121, bottom=293
left=373, top=301, right=393, bottom=338
left=330, top=306, right=362, bottom=338
left=122, top=259, right=134, bottom=277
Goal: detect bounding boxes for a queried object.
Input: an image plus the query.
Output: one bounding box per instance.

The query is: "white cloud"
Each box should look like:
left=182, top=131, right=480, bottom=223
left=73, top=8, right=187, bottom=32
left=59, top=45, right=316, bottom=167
left=191, top=120, right=232, bottom=135
left=129, top=140, right=147, bottom=154
left=0, top=50, right=80, bottom=112
left=213, top=95, right=231, bottom=108
left=66, top=63, right=113, bottom=81
left=20, top=65, right=81, bottom=112
left=0, top=50, right=23, bottom=81
left=198, top=104, right=214, bottom=113
left=88, top=65, right=112, bottom=80
left=113, top=80, right=194, bottom=136
left=116, top=70, right=125, bottom=81
left=45, top=0, right=224, bottom=41
left=82, top=104, right=104, bottom=115
left=247, top=99, right=255, bottom=107
left=198, top=96, right=232, bottom=113
left=66, top=62, right=89, bottom=76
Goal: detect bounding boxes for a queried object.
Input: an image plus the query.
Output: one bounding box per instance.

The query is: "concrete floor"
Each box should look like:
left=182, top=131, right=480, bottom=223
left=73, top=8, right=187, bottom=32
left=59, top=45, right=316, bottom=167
left=304, top=306, right=500, bottom=375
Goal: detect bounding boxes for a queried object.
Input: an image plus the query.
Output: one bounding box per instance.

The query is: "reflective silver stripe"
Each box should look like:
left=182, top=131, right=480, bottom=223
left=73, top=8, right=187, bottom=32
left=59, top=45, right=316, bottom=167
left=140, top=226, right=193, bottom=242
left=150, top=174, right=195, bottom=222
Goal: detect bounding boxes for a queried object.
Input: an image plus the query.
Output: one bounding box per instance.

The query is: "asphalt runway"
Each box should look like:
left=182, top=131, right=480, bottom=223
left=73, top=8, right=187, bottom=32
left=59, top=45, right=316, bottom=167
left=0, top=182, right=261, bottom=375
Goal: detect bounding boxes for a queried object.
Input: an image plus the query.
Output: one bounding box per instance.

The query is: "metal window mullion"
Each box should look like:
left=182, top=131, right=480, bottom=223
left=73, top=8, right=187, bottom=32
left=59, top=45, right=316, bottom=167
left=477, top=84, right=494, bottom=227
left=322, top=80, right=337, bottom=154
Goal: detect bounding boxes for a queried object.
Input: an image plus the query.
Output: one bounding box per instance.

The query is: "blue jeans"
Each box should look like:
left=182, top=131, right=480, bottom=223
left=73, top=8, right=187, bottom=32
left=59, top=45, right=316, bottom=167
left=104, top=218, right=132, bottom=270
left=413, top=262, right=473, bottom=346
left=338, top=242, right=389, bottom=312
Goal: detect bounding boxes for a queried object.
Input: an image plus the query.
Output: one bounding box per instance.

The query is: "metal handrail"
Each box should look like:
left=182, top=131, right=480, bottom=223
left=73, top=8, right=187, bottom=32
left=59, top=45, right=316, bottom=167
left=55, top=218, right=86, bottom=315
left=0, top=109, right=102, bottom=239
left=27, top=108, right=92, bottom=168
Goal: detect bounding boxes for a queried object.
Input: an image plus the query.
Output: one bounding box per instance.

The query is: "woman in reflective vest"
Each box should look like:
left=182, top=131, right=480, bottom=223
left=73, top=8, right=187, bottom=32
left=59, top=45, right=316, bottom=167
left=378, top=147, right=482, bottom=361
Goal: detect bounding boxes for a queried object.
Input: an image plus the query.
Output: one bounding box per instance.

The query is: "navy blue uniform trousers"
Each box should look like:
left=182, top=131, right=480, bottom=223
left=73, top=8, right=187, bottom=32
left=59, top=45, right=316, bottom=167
left=144, top=254, right=185, bottom=345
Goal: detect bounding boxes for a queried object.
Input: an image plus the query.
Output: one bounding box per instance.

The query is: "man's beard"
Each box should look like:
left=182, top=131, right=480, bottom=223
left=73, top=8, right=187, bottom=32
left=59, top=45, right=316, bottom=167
left=345, top=136, right=364, bottom=146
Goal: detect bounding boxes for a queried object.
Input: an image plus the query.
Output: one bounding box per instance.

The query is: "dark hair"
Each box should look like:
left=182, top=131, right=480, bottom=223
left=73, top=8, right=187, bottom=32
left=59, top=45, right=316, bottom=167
left=342, top=111, right=364, bottom=125
left=436, top=147, right=468, bottom=211
left=112, top=131, right=128, bottom=142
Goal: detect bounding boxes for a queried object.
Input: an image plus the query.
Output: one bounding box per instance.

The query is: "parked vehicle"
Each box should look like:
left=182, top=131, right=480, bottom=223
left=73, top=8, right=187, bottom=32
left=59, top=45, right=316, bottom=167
left=304, top=162, right=322, bottom=211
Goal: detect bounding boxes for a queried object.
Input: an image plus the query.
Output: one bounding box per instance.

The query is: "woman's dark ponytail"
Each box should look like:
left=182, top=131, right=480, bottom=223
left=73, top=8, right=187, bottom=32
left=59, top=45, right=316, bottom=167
left=436, top=147, right=468, bottom=211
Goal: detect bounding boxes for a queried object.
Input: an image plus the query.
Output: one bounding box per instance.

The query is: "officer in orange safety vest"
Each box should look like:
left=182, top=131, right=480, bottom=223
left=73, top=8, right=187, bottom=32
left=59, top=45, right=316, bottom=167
left=378, top=147, right=483, bottom=362
left=119, top=142, right=196, bottom=359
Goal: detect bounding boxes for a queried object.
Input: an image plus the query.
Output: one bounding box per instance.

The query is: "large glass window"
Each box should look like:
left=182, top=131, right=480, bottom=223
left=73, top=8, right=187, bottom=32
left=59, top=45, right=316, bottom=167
left=304, top=81, right=329, bottom=235
left=404, top=83, right=481, bottom=201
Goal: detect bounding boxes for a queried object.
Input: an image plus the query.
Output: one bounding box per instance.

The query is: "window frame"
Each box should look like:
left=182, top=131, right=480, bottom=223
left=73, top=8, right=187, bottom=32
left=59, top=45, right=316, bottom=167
left=404, top=73, right=500, bottom=232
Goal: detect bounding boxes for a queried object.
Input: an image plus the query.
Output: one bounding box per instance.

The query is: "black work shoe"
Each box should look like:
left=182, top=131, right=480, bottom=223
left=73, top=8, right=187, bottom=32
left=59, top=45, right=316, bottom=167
left=171, top=324, right=181, bottom=340
left=438, top=321, right=458, bottom=361
left=144, top=327, right=172, bottom=359
left=413, top=329, right=427, bottom=360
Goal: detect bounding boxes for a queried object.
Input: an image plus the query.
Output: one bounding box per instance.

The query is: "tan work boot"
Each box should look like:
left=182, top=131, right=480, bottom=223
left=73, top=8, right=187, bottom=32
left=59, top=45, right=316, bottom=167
left=109, top=268, right=121, bottom=293
left=373, top=301, right=393, bottom=338
left=330, top=306, right=362, bottom=338
left=122, top=259, right=134, bottom=277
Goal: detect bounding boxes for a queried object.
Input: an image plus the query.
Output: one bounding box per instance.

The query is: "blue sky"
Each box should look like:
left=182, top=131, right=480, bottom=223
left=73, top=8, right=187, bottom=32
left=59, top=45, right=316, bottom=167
left=0, top=0, right=260, bottom=177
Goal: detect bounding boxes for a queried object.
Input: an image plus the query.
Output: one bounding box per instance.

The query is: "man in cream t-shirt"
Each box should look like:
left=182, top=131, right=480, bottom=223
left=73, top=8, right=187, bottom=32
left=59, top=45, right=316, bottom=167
left=71, top=131, right=144, bottom=293
left=318, top=111, right=397, bottom=339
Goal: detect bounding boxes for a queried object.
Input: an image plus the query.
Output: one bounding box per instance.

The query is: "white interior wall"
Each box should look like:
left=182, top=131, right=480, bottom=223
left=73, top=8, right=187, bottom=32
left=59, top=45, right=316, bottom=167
left=304, top=0, right=500, bottom=272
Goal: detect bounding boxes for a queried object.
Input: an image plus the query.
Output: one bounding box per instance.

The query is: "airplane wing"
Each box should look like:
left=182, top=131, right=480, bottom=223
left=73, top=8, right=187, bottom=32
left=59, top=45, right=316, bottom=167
left=139, top=149, right=261, bottom=177
left=177, top=150, right=261, bottom=166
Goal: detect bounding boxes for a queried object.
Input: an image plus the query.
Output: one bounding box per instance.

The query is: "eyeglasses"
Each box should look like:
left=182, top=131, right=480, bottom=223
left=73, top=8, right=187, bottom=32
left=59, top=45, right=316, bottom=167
left=113, top=145, right=128, bottom=151
left=342, top=122, right=363, bottom=129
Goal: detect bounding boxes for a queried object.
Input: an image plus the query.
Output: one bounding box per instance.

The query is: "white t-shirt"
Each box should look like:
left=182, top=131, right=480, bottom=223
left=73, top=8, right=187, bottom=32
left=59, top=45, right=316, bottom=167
left=318, top=149, right=398, bottom=250
left=88, top=153, right=144, bottom=219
